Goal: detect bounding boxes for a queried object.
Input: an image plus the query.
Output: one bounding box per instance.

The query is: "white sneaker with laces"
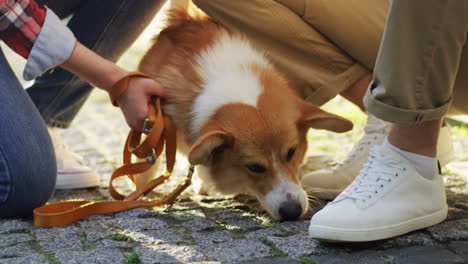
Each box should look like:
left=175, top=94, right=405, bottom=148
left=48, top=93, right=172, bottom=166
left=301, top=114, right=454, bottom=200
left=48, top=127, right=100, bottom=189
left=308, top=145, right=448, bottom=242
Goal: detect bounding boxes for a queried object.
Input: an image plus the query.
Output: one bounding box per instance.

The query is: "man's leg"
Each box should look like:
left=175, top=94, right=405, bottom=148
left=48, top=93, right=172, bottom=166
left=296, top=0, right=453, bottom=199
left=26, top=0, right=165, bottom=189
left=194, top=0, right=371, bottom=107
left=309, top=0, right=468, bottom=242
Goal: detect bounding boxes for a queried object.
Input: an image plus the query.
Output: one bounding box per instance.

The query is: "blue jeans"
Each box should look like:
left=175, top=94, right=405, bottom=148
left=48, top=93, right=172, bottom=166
left=0, top=0, right=165, bottom=217
left=0, top=49, right=57, bottom=217
left=28, top=0, right=166, bottom=128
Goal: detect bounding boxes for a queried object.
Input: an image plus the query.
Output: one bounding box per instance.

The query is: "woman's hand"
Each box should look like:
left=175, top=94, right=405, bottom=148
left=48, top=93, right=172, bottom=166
left=60, top=41, right=168, bottom=132
left=115, top=77, right=167, bottom=132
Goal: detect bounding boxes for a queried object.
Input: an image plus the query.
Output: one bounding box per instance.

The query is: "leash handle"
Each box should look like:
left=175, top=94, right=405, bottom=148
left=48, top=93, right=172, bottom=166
left=33, top=72, right=184, bottom=228
left=108, top=71, right=152, bottom=106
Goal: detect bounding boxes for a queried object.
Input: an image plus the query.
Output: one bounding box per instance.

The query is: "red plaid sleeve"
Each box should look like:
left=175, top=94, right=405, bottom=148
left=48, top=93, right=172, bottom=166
left=0, top=0, right=46, bottom=58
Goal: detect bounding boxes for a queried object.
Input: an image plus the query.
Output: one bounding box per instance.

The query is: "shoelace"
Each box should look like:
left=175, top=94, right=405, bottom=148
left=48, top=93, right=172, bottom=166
left=341, top=147, right=405, bottom=201
left=339, top=123, right=389, bottom=167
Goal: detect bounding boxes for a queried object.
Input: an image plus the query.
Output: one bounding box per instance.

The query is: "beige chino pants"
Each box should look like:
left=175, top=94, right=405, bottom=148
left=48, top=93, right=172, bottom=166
left=364, top=0, right=468, bottom=124
left=193, top=0, right=468, bottom=122
left=193, top=0, right=389, bottom=106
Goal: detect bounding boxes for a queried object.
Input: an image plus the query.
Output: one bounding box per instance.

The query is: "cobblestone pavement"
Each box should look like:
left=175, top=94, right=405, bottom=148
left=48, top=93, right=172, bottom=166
left=1, top=91, right=467, bottom=264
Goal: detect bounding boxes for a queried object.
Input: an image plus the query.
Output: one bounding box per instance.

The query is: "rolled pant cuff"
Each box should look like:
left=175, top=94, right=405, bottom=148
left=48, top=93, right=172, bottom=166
left=305, top=63, right=369, bottom=106
left=363, top=84, right=452, bottom=125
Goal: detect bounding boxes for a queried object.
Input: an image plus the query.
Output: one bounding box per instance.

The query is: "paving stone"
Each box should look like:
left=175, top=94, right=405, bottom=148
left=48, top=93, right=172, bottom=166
left=446, top=190, right=468, bottom=205
left=96, top=239, right=133, bottom=248
left=197, top=239, right=270, bottom=263
left=426, top=219, right=468, bottom=242
left=80, top=215, right=115, bottom=223
left=49, top=189, right=102, bottom=203
left=0, top=255, right=48, bottom=264
left=266, top=233, right=331, bottom=258
left=55, top=248, right=126, bottom=264
left=190, top=262, right=222, bottom=264
left=0, top=233, right=33, bottom=247
left=114, top=208, right=154, bottom=219
left=34, top=226, right=79, bottom=241
left=239, top=257, right=300, bottom=264
left=80, top=219, right=119, bottom=242
left=0, top=243, right=36, bottom=258
left=117, top=218, right=168, bottom=232
left=216, top=210, right=255, bottom=220
left=35, top=226, right=82, bottom=252
left=309, top=250, right=385, bottom=264
left=447, top=207, right=468, bottom=221
left=133, top=229, right=184, bottom=245
left=180, top=217, right=219, bottom=232
left=0, top=244, right=47, bottom=264
left=0, top=220, right=33, bottom=234
left=243, top=228, right=284, bottom=239
left=169, top=209, right=205, bottom=221
left=448, top=241, right=468, bottom=259
left=221, top=216, right=265, bottom=232
left=191, top=230, right=233, bottom=245
left=384, top=232, right=436, bottom=247
left=40, top=238, right=82, bottom=252
left=382, top=245, right=466, bottom=264
left=274, top=220, right=309, bottom=232
left=135, top=244, right=207, bottom=263
left=83, top=230, right=112, bottom=243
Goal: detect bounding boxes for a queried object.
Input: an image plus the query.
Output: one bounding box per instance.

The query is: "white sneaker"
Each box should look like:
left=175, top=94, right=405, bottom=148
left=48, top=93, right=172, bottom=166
left=308, top=145, right=448, bottom=242
left=301, top=115, right=454, bottom=200
left=48, top=127, right=100, bottom=189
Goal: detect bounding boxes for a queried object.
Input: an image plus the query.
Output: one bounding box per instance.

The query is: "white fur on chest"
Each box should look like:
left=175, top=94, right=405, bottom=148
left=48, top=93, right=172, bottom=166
left=191, top=33, right=272, bottom=136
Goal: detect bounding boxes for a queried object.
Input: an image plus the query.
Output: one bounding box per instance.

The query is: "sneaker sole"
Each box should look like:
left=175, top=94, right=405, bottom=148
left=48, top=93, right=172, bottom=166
left=55, top=171, right=100, bottom=190
left=309, top=205, right=448, bottom=242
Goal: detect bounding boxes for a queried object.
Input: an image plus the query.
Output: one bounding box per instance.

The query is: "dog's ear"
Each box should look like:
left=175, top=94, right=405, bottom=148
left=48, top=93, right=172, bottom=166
left=298, top=101, right=353, bottom=133
left=188, top=130, right=234, bottom=165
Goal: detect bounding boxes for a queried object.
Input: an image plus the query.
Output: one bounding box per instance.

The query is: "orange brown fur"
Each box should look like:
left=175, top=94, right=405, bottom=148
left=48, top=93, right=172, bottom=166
left=138, top=8, right=353, bottom=220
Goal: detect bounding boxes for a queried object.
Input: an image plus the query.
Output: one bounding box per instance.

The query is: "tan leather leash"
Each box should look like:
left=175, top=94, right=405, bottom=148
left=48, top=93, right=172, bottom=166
left=33, top=72, right=192, bottom=227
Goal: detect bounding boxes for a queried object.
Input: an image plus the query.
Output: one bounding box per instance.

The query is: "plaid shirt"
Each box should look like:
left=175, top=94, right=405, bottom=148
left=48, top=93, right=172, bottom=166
left=0, top=0, right=46, bottom=58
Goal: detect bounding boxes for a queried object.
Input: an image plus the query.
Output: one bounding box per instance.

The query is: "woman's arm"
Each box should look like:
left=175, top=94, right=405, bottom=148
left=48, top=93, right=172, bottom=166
left=61, top=42, right=166, bottom=132
left=1, top=0, right=166, bottom=132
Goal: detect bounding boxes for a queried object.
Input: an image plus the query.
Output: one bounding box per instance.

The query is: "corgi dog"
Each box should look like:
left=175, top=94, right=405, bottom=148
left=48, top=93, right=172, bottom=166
left=137, top=8, right=352, bottom=220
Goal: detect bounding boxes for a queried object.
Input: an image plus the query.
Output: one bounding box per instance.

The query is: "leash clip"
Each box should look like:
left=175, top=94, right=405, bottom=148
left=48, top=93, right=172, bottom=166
left=145, top=149, right=157, bottom=164
left=143, top=118, right=154, bottom=135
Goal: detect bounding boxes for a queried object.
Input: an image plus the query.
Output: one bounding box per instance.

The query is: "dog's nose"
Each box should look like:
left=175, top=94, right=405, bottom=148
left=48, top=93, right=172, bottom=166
left=278, top=199, right=302, bottom=220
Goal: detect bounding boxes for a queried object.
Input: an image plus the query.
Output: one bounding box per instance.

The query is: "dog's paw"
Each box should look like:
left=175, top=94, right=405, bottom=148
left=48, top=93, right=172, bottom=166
left=192, top=165, right=211, bottom=195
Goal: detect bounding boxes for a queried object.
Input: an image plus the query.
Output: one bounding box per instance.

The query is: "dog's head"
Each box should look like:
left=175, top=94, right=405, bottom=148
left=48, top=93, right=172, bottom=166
left=188, top=67, right=352, bottom=220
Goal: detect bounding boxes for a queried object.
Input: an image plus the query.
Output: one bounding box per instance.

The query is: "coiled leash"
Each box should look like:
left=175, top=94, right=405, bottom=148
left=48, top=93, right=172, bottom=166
left=33, top=72, right=192, bottom=227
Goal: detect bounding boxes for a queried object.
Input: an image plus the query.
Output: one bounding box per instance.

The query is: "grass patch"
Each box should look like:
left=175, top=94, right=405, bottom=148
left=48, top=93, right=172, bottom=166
left=257, top=237, right=286, bottom=257
left=78, top=233, right=97, bottom=251
left=283, top=230, right=301, bottom=236
left=125, top=252, right=141, bottom=264
left=215, top=220, right=242, bottom=234
left=255, top=215, right=276, bottom=228
left=298, top=257, right=316, bottom=264
left=28, top=240, right=61, bottom=264
left=111, top=232, right=134, bottom=242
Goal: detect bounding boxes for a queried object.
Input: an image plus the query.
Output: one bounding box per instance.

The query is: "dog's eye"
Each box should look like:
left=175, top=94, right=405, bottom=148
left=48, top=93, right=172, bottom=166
left=286, top=147, right=296, bottom=161
left=246, top=163, right=266, bottom=173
